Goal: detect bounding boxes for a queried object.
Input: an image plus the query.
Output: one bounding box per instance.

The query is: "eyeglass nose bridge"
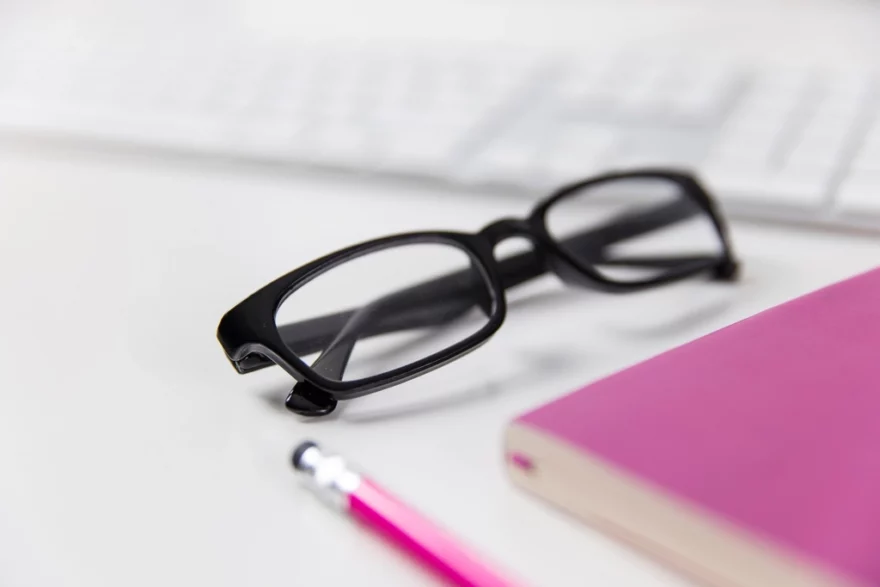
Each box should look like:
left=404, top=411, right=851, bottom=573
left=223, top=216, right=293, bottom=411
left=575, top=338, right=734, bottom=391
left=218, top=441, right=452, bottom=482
left=477, top=217, right=535, bottom=246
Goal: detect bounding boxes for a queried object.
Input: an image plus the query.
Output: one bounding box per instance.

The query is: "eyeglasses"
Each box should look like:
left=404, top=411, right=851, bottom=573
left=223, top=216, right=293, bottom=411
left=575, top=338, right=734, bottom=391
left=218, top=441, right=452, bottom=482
left=218, top=169, right=739, bottom=417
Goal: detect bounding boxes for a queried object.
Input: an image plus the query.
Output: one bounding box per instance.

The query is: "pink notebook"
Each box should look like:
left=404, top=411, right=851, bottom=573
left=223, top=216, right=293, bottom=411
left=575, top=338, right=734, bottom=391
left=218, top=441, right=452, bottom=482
left=506, top=268, right=880, bottom=587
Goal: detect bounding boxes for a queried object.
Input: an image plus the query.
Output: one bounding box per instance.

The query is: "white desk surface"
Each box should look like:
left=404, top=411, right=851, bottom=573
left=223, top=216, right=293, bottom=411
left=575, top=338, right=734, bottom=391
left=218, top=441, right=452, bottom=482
left=2, top=141, right=879, bottom=587
left=2, top=1, right=880, bottom=586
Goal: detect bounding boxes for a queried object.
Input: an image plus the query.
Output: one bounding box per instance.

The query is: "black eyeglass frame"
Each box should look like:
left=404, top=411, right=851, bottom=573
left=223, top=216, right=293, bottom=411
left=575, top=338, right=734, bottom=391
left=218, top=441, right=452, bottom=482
left=217, top=169, right=738, bottom=416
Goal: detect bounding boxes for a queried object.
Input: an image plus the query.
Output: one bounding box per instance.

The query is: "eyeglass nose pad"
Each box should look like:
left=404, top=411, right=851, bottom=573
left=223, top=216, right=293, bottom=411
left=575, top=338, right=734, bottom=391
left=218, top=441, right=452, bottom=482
left=285, top=382, right=338, bottom=417
left=712, top=259, right=740, bottom=282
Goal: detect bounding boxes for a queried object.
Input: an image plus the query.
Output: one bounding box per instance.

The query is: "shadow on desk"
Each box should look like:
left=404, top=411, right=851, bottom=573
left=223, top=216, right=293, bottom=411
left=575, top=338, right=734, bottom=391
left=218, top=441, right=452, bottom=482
left=255, top=282, right=738, bottom=423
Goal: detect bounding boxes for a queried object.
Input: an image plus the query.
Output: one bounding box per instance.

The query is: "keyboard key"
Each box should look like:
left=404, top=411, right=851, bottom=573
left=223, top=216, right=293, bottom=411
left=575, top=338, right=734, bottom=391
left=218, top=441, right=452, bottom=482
left=539, top=125, right=616, bottom=181
left=863, top=119, right=880, bottom=147
left=606, top=131, right=701, bottom=170
left=785, top=134, right=849, bottom=170
left=836, top=171, right=880, bottom=215
left=707, top=134, right=777, bottom=167
left=768, top=167, right=832, bottom=207
left=703, top=166, right=768, bottom=202
left=853, top=142, right=880, bottom=171
left=380, top=126, right=463, bottom=175
left=705, top=166, right=829, bottom=209
left=308, top=123, right=376, bottom=168
left=463, top=139, right=541, bottom=185
left=751, top=69, right=813, bottom=96
left=229, top=117, right=306, bottom=157
left=820, top=73, right=874, bottom=110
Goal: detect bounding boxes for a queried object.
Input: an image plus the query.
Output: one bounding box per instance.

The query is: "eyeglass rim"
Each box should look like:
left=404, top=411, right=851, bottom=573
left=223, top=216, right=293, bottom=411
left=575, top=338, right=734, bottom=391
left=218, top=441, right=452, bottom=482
left=218, top=232, right=509, bottom=395
left=526, top=169, right=736, bottom=289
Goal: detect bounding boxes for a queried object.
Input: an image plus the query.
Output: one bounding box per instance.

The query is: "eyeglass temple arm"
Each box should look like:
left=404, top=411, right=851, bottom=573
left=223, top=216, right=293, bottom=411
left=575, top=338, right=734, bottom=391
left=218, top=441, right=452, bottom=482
left=301, top=268, right=490, bottom=380
left=270, top=198, right=704, bottom=375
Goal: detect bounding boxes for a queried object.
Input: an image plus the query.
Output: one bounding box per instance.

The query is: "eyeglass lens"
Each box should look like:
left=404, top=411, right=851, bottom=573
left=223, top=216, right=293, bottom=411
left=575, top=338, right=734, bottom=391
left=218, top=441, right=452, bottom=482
left=274, top=242, right=494, bottom=382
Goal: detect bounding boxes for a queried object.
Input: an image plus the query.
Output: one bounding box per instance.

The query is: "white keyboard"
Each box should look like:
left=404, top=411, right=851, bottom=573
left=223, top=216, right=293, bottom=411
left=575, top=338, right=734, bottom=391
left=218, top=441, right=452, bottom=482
left=2, top=33, right=880, bottom=231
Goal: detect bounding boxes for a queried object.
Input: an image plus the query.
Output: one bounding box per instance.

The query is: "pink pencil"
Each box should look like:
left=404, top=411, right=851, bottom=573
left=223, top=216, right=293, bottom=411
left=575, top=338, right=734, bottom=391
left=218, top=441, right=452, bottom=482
left=292, top=441, right=519, bottom=587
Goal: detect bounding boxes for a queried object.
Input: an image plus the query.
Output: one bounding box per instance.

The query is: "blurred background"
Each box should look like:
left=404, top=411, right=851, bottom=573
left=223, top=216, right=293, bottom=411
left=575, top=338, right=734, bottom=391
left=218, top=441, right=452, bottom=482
left=2, top=0, right=880, bottom=234
left=4, top=0, right=880, bottom=53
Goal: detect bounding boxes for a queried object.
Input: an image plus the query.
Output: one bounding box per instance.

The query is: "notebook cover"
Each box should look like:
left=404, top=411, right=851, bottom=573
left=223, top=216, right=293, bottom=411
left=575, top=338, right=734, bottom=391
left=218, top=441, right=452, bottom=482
left=506, top=268, right=880, bottom=587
